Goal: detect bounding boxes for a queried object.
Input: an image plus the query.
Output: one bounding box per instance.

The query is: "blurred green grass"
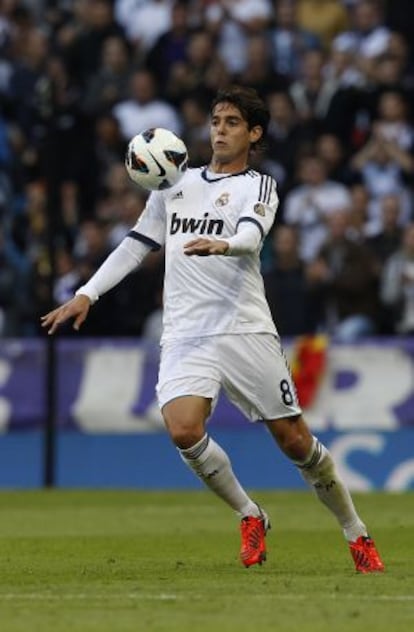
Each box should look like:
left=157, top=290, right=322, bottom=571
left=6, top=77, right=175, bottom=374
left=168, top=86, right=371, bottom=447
left=0, top=490, right=412, bottom=632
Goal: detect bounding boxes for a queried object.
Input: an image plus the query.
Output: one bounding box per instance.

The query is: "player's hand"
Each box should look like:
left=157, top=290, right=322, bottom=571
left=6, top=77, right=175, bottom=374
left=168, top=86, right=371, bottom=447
left=183, top=238, right=229, bottom=256
left=40, top=294, right=91, bottom=335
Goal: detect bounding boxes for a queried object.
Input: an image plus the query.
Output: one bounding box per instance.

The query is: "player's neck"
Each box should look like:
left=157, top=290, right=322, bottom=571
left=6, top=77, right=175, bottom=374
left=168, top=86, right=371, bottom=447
left=209, top=158, right=248, bottom=174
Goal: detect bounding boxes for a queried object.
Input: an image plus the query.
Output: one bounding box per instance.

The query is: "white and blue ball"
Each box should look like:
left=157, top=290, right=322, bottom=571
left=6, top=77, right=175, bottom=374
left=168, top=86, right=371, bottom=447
left=125, top=127, right=188, bottom=191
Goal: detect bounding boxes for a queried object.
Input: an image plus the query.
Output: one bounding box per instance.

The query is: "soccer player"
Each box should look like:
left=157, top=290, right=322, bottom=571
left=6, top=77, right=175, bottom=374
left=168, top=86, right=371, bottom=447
left=41, top=86, right=384, bottom=573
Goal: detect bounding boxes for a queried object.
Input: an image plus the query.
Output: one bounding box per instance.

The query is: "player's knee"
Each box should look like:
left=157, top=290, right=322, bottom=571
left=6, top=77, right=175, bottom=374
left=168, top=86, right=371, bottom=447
left=162, top=397, right=209, bottom=449
left=163, top=417, right=205, bottom=450
left=271, top=417, right=313, bottom=461
left=281, top=433, right=310, bottom=461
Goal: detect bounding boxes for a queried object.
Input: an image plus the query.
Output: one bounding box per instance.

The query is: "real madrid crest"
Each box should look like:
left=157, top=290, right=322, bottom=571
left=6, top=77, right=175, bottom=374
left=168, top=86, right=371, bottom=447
left=215, top=192, right=230, bottom=207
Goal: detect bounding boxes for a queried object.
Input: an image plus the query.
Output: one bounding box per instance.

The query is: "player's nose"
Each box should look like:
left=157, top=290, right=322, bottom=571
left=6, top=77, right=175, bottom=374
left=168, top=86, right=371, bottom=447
left=215, top=120, right=227, bottom=134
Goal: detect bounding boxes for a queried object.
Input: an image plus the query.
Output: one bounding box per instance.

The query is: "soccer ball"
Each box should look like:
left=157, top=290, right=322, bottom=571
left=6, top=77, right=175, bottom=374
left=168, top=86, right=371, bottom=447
left=125, top=127, right=188, bottom=191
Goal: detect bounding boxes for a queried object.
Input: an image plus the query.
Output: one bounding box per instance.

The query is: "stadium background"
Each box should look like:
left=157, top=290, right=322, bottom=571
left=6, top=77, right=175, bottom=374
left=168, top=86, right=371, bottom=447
left=1, top=0, right=414, bottom=491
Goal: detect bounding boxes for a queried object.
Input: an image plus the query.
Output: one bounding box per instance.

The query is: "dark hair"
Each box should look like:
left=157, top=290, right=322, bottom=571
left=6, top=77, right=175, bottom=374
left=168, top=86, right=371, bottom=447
left=211, top=85, right=270, bottom=150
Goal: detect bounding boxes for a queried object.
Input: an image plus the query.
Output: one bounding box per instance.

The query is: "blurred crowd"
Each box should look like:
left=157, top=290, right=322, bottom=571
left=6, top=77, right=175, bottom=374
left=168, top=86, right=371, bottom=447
left=1, top=0, right=414, bottom=340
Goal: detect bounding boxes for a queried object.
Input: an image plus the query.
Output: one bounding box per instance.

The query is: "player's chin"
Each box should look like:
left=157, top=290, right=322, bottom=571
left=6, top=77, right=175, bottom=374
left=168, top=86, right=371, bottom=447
left=213, top=147, right=232, bottom=161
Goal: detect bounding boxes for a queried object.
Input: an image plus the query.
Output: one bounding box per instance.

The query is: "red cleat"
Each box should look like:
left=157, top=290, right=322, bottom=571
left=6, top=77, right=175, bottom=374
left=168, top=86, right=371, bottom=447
left=349, top=536, right=385, bottom=573
left=240, top=510, right=270, bottom=568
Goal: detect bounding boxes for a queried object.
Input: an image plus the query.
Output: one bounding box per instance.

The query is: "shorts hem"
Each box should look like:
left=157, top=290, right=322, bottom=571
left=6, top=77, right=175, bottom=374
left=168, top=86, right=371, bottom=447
left=159, top=392, right=214, bottom=411
left=258, top=410, right=302, bottom=422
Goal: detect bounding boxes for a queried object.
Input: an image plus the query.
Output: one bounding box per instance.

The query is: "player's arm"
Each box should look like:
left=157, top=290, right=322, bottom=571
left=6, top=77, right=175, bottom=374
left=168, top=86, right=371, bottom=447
left=183, top=221, right=262, bottom=256
left=41, top=193, right=166, bottom=334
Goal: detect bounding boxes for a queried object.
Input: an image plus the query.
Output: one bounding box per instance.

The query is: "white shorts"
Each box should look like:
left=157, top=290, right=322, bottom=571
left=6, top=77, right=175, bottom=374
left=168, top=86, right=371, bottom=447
left=156, top=333, right=302, bottom=421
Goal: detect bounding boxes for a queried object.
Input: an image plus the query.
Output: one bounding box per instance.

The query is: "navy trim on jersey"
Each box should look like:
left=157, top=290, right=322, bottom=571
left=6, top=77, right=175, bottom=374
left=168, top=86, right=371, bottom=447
left=237, top=217, right=265, bottom=239
left=258, top=175, right=273, bottom=204
left=127, top=230, right=162, bottom=251
left=201, top=166, right=251, bottom=182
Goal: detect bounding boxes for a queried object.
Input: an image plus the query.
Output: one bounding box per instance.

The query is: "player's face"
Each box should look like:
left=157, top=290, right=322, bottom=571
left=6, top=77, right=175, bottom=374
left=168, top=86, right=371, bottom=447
left=210, top=102, right=262, bottom=172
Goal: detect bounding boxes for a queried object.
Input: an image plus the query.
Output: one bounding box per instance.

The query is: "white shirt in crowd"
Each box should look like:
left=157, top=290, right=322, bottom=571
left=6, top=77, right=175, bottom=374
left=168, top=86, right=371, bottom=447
left=283, top=180, right=352, bottom=261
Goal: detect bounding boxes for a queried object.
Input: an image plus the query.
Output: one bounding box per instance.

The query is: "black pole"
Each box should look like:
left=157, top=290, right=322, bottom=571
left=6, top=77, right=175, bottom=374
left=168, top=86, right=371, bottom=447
left=43, top=121, right=61, bottom=488
left=44, top=335, right=57, bottom=487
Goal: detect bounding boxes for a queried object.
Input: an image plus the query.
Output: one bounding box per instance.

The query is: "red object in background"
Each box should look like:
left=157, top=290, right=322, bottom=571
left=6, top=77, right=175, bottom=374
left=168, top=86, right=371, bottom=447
left=291, top=335, right=328, bottom=408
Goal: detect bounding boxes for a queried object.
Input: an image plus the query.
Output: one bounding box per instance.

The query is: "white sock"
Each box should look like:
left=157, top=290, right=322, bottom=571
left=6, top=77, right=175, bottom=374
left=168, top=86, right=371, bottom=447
left=179, top=434, right=260, bottom=518
left=297, top=437, right=368, bottom=542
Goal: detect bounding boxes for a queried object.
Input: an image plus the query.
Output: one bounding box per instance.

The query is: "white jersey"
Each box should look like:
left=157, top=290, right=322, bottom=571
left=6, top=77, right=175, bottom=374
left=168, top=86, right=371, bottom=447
left=128, top=166, right=279, bottom=343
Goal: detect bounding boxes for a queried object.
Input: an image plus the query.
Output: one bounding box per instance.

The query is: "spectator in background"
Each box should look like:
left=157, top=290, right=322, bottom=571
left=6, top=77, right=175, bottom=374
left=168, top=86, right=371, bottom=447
left=114, top=0, right=148, bottom=32
left=384, top=0, right=414, bottom=65
left=165, top=29, right=228, bottom=105
left=296, top=0, right=349, bottom=50
left=146, top=1, right=192, bottom=87
left=82, top=35, right=132, bottom=117
left=263, top=224, right=316, bottom=335
left=0, top=0, right=16, bottom=108
left=93, top=113, right=128, bottom=197
left=235, top=33, right=287, bottom=97
left=67, top=217, right=124, bottom=335
left=269, top=0, right=321, bottom=81
left=346, top=182, right=370, bottom=242
left=344, top=0, right=390, bottom=73
left=53, top=246, right=82, bottom=306
left=263, top=89, right=313, bottom=197
left=21, top=180, right=55, bottom=329
left=117, top=0, right=173, bottom=55
left=350, top=117, right=414, bottom=236
left=94, top=162, right=134, bottom=226
left=306, top=209, right=380, bottom=341
left=179, top=93, right=211, bottom=167
left=112, top=68, right=182, bottom=140
left=73, top=218, right=112, bottom=270
left=322, top=32, right=413, bottom=151
left=8, top=27, right=49, bottom=140
left=0, top=113, right=12, bottom=193
left=367, top=33, right=413, bottom=101
left=315, top=132, right=352, bottom=184
left=320, top=38, right=370, bottom=149
left=45, top=54, right=96, bottom=216
left=8, top=23, right=95, bottom=214
left=323, top=31, right=366, bottom=89
left=374, top=90, right=414, bottom=154
left=107, top=188, right=147, bottom=248
left=59, top=0, right=125, bottom=90
left=381, top=223, right=414, bottom=335
left=283, top=153, right=352, bottom=260
left=0, top=224, right=29, bottom=335
left=288, top=49, right=340, bottom=135
left=367, top=193, right=403, bottom=265
left=205, top=0, right=272, bottom=75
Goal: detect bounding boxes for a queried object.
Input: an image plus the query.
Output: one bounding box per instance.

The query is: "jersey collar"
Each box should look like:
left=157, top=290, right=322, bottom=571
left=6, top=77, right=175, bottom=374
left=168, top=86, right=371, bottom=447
left=201, top=166, right=250, bottom=182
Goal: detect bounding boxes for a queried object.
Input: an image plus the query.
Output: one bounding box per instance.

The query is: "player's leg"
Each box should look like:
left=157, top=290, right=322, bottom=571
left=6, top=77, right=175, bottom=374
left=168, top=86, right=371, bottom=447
left=162, top=394, right=263, bottom=520
left=162, top=394, right=268, bottom=567
left=218, top=332, right=383, bottom=572
left=265, top=415, right=368, bottom=540
left=265, top=415, right=384, bottom=572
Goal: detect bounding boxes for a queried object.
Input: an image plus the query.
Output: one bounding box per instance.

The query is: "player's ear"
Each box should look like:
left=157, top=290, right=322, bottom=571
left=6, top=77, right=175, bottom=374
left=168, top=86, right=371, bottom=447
left=249, top=125, right=263, bottom=145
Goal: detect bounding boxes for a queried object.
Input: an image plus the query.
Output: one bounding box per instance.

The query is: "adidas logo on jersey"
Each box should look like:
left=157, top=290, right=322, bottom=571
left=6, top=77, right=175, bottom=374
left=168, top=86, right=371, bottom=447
left=172, top=190, right=183, bottom=200
left=170, top=211, right=224, bottom=235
